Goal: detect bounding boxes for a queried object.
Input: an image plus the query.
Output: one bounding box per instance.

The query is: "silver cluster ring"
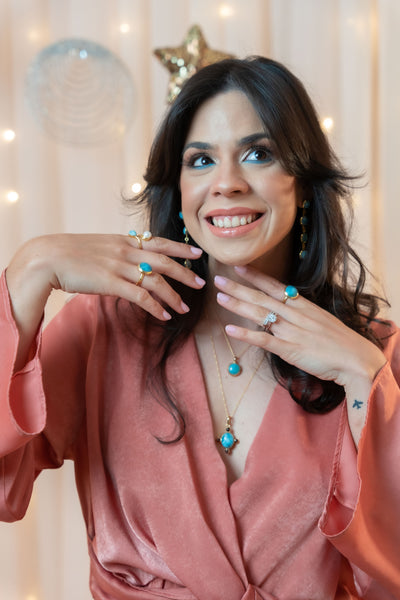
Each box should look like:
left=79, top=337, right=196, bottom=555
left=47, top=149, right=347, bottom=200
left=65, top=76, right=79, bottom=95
left=262, top=311, right=278, bottom=332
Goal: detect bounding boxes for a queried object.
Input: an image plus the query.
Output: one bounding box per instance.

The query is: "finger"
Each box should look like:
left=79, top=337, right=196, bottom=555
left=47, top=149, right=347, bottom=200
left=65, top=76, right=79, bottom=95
left=126, top=234, right=203, bottom=261
left=124, top=250, right=206, bottom=291
left=224, top=322, right=293, bottom=356
left=216, top=291, right=273, bottom=329
left=131, top=269, right=192, bottom=315
left=233, top=265, right=291, bottom=301
left=110, top=276, right=174, bottom=321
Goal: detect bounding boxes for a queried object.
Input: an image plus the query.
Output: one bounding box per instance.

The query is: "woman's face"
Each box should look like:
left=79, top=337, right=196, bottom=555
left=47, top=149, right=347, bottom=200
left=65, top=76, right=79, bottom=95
left=179, top=90, right=301, bottom=273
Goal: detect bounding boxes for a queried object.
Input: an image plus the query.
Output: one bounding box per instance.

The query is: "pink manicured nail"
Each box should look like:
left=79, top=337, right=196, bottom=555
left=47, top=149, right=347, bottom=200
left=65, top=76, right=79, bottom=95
left=195, top=276, right=206, bottom=286
left=181, top=301, right=190, bottom=313
left=234, top=266, right=247, bottom=275
left=163, top=310, right=172, bottom=320
left=225, top=324, right=238, bottom=334
left=214, top=275, right=227, bottom=286
left=217, top=292, right=230, bottom=303
left=190, top=247, right=203, bottom=255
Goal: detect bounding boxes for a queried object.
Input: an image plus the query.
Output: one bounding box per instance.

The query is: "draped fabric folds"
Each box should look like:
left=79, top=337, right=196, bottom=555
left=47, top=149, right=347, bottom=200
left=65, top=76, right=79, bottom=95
left=1, top=273, right=400, bottom=599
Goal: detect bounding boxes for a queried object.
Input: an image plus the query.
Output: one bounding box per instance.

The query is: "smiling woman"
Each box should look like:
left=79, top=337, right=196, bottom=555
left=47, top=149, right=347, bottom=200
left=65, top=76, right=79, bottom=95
left=180, top=90, right=299, bottom=271
left=1, top=56, right=400, bottom=600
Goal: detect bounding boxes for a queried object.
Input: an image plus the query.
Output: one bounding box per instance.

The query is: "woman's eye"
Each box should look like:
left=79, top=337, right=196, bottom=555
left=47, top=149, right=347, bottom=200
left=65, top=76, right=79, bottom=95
left=244, top=147, right=273, bottom=163
left=183, top=154, right=214, bottom=169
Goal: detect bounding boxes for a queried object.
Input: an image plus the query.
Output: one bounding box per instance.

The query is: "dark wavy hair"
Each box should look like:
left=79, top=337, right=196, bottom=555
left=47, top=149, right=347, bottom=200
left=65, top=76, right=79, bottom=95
left=129, top=56, right=388, bottom=440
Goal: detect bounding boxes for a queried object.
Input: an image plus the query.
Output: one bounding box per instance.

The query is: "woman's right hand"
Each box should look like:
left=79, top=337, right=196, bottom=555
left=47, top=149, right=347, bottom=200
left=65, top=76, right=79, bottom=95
left=5, top=233, right=205, bottom=367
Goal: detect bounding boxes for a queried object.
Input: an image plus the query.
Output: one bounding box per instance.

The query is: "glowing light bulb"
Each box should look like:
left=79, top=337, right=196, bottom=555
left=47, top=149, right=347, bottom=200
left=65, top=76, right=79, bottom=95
left=120, top=23, right=130, bottom=33
left=131, top=183, right=142, bottom=194
left=321, top=117, right=334, bottom=132
left=219, top=4, right=235, bottom=18
left=2, top=129, right=16, bottom=142
left=6, top=190, right=19, bottom=203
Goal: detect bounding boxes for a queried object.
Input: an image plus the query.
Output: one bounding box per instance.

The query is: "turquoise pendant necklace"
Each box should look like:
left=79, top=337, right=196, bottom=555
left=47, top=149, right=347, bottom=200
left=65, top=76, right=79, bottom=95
left=216, top=316, right=249, bottom=377
left=210, top=332, right=264, bottom=454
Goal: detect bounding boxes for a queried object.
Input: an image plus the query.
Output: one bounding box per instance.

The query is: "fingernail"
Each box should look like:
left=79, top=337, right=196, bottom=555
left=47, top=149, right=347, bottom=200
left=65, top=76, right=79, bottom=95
left=195, top=276, right=206, bottom=286
left=225, top=324, right=238, bottom=334
left=217, top=292, right=230, bottom=303
left=163, top=310, right=172, bottom=320
left=190, top=247, right=203, bottom=256
left=214, top=275, right=227, bottom=286
left=234, top=266, right=247, bottom=275
left=181, top=301, right=190, bottom=313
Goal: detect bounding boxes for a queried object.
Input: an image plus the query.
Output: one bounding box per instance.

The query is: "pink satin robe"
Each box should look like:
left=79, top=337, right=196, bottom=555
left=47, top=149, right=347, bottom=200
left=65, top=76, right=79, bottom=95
left=0, top=271, right=399, bottom=600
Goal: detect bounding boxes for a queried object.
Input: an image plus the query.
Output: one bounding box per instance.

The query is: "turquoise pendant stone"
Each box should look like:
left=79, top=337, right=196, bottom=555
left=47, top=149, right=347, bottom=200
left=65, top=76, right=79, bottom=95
left=221, top=432, right=235, bottom=449
left=217, top=425, right=239, bottom=454
left=228, top=361, right=241, bottom=376
left=285, top=285, right=298, bottom=299
left=139, top=262, right=152, bottom=274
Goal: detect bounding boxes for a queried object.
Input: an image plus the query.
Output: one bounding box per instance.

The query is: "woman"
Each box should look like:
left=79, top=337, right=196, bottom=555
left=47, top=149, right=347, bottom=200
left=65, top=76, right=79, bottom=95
left=1, top=57, right=399, bottom=599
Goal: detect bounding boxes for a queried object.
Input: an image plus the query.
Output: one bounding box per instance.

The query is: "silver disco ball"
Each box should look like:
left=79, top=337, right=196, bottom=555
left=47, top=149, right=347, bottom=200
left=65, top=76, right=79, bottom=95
left=25, top=38, right=135, bottom=146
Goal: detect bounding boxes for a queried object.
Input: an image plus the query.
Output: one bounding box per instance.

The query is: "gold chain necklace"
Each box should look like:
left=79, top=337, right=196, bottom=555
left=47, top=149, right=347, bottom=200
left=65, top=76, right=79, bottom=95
left=210, top=332, right=264, bottom=454
left=216, top=315, right=250, bottom=377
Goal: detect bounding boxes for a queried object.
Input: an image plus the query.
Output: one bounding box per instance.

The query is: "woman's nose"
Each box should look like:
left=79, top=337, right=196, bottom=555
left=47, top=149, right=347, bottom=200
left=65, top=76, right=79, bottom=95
left=210, top=163, right=249, bottom=197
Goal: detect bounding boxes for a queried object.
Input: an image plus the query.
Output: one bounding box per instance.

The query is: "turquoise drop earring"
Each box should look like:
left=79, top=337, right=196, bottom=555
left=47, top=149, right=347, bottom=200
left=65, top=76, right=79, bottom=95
left=179, top=211, right=191, bottom=268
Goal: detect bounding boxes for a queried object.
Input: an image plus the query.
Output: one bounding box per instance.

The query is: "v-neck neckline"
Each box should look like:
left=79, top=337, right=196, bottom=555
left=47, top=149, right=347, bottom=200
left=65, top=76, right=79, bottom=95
left=189, top=331, right=280, bottom=493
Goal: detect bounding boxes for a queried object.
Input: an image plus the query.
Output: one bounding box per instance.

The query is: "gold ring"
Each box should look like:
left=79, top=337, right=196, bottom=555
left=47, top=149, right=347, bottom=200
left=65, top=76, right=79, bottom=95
left=282, top=285, right=299, bottom=303
left=262, top=311, right=278, bottom=332
left=136, top=262, right=153, bottom=287
left=128, top=230, right=153, bottom=249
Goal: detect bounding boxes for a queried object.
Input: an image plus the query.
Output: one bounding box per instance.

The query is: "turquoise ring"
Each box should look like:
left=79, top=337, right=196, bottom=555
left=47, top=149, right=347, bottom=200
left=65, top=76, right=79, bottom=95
left=136, top=262, right=153, bottom=286
left=282, top=285, right=299, bottom=303
left=128, top=230, right=152, bottom=249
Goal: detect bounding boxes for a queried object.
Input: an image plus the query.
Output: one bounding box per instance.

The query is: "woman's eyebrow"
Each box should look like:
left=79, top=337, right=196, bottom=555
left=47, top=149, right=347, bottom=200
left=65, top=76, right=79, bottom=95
left=238, top=132, right=270, bottom=146
left=182, top=141, right=211, bottom=154
left=182, top=133, right=270, bottom=155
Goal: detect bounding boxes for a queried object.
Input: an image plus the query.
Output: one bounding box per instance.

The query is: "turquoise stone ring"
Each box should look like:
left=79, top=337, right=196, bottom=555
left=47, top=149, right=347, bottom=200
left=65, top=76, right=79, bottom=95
left=283, top=285, right=299, bottom=303
left=136, top=262, right=153, bottom=286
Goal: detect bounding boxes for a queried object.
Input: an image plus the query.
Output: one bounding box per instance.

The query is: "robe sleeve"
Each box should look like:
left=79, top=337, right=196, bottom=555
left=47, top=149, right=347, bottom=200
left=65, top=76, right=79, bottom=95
left=319, top=323, right=400, bottom=598
left=0, top=270, right=90, bottom=522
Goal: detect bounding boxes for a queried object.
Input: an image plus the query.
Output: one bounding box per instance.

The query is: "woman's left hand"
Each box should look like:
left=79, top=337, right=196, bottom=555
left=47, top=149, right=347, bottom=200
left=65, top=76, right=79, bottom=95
left=214, top=265, right=387, bottom=445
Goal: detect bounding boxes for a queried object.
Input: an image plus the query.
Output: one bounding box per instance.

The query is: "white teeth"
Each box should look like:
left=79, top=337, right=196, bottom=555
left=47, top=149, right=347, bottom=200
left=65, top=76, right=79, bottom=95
left=211, top=214, right=258, bottom=228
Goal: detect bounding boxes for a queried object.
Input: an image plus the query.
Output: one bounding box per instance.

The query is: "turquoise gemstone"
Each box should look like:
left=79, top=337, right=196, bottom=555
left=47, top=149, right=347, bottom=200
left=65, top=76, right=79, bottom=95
left=128, top=229, right=137, bottom=236
left=221, top=432, right=234, bottom=449
left=228, top=362, right=241, bottom=376
left=179, top=211, right=183, bottom=220
left=285, top=285, right=298, bottom=298
left=139, top=262, right=152, bottom=273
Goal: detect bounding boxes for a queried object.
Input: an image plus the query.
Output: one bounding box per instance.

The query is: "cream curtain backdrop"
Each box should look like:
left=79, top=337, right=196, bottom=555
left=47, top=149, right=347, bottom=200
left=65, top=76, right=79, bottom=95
left=0, top=1, right=399, bottom=599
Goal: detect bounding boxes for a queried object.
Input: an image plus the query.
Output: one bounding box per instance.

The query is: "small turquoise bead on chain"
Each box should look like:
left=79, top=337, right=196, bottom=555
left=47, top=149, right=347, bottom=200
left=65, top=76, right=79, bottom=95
left=228, top=360, right=242, bottom=377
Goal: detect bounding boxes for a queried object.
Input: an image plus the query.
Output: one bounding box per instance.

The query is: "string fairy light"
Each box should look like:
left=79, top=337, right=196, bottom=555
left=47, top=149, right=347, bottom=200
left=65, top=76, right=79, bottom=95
left=2, top=129, right=16, bottom=142
left=6, top=190, right=19, bottom=203
left=119, top=23, right=130, bottom=34
left=131, top=182, right=142, bottom=194
left=321, top=117, right=334, bottom=132
left=219, top=3, right=235, bottom=18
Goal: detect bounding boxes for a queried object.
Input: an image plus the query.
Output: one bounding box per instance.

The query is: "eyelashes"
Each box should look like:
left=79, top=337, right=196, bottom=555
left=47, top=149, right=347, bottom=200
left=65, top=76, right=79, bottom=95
left=181, top=144, right=274, bottom=170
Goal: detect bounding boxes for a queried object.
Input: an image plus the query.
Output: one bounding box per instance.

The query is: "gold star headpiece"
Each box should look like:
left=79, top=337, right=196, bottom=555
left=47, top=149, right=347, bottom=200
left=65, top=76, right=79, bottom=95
left=154, top=24, right=234, bottom=103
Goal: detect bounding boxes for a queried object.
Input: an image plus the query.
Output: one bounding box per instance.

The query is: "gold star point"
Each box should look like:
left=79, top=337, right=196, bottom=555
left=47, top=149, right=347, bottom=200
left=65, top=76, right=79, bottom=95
left=154, top=24, right=234, bottom=103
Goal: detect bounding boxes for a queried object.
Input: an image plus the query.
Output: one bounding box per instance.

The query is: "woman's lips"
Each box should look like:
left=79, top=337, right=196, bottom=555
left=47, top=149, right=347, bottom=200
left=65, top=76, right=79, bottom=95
left=205, top=212, right=263, bottom=237
left=210, top=213, right=259, bottom=228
